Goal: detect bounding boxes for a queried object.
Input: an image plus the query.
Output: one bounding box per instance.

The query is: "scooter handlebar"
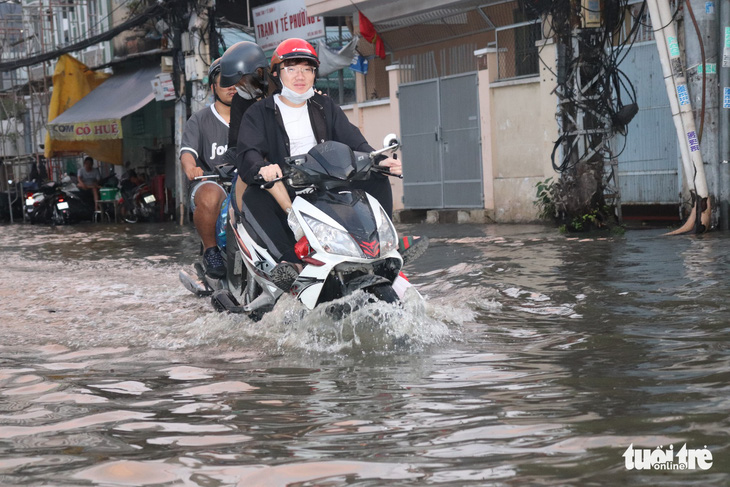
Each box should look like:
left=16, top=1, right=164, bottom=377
left=368, top=141, right=400, bottom=160
left=193, top=173, right=220, bottom=181
left=253, top=174, right=284, bottom=189
left=371, top=165, right=403, bottom=179
left=371, top=153, right=403, bottom=179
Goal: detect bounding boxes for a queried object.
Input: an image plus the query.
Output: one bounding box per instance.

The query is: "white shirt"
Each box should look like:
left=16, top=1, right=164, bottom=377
left=275, top=94, right=316, bottom=156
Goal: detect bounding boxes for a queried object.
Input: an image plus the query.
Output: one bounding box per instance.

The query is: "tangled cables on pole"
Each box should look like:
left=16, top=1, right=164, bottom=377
left=519, top=0, right=644, bottom=173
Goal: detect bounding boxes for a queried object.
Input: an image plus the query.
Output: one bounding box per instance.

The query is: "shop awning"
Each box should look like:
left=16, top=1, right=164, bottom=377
left=47, top=65, right=160, bottom=142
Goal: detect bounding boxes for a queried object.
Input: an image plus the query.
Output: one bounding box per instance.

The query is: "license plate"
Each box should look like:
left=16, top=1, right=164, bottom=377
left=56, top=201, right=69, bottom=210
left=143, top=194, right=156, bottom=204
left=26, top=198, right=34, bottom=206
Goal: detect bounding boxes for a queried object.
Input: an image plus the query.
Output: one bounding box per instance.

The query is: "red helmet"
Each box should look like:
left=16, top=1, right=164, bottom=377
left=270, top=38, right=319, bottom=71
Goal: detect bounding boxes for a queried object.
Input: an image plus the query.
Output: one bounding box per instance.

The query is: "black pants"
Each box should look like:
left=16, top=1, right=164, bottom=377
left=241, top=175, right=393, bottom=264
left=78, top=188, right=95, bottom=208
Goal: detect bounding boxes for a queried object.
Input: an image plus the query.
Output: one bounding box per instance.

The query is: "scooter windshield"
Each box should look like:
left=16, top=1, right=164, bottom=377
left=312, top=190, right=378, bottom=243
left=306, top=141, right=358, bottom=180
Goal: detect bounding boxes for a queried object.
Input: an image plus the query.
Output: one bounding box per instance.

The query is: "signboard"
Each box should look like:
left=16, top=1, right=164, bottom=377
left=253, top=0, right=325, bottom=51
left=350, top=55, right=368, bottom=74
left=48, top=120, right=122, bottom=141
left=151, top=73, right=176, bottom=101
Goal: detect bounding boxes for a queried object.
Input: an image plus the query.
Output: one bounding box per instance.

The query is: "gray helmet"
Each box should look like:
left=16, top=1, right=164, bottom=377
left=219, top=41, right=268, bottom=88
left=207, top=58, right=221, bottom=87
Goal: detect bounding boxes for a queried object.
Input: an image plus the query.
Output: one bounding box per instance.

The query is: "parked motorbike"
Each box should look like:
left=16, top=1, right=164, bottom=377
left=195, top=135, right=416, bottom=320
left=26, top=177, right=95, bottom=225
left=118, top=173, right=159, bottom=223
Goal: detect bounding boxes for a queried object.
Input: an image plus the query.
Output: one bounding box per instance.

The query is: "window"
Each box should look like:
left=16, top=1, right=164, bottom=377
left=495, top=20, right=542, bottom=80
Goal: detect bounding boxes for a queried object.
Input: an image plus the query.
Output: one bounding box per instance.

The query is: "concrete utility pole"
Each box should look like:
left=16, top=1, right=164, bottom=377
left=719, top=0, right=730, bottom=229
left=684, top=0, right=720, bottom=227
left=173, top=23, right=187, bottom=225
left=173, top=0, right=213, bottom=225
left=556, top=30, right=620, bottom=221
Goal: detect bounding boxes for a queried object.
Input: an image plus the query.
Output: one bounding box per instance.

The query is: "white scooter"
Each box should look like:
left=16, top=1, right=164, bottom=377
left=210, top=135, right=415, bottom=320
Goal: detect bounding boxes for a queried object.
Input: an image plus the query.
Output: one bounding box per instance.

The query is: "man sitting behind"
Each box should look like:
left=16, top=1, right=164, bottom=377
left=77, top=156, right=101, bottom=210
left=180, top=58, right=236, bottom=279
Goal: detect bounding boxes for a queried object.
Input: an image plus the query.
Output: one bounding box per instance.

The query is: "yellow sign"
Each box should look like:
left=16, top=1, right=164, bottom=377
left=45, top=55, right=124, bottom=164
left=49, top=119, right=123, bottom=141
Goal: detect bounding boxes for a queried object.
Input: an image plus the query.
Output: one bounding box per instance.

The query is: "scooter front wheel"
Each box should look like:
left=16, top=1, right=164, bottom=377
left=365, top=283, right=399, bottom=304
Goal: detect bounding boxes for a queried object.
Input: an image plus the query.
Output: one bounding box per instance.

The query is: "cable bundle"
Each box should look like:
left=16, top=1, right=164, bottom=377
left=520, top=0, right=647, bottom=172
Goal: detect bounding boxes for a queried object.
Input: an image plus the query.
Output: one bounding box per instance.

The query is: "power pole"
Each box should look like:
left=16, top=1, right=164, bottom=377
left=684, top=0, right=720, bottom=227
left=556, top=28, right=622, bottom=226
left=537, top=0, right=637, bottom=231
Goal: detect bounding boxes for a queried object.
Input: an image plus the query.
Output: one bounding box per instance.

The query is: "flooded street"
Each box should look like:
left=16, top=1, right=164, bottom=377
left=0, top=221, right=728, bottom=486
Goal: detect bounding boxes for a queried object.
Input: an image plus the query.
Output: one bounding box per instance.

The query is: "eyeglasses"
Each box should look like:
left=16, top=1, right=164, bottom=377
left=282, top=66, right=316, bottom=76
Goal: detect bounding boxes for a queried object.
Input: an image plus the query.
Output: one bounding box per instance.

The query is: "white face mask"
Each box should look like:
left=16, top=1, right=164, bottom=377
left=280, top=86, right=314, bottom=105
left=235, top=85, right=262, bottom=100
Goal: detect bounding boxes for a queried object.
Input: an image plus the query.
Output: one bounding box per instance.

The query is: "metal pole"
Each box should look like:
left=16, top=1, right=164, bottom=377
left=4, top=165, right=13, bottom=224
left=647, top=0, right=712, bottom=232
left=645, top=0, right=694, bottom=187
left=175, top=99, right=186, bottom=225
left=719, top=0, right=730, bottom=229
left=338, top=19, right=344, bottom=105
left=684, top=0, right=719, bottom=224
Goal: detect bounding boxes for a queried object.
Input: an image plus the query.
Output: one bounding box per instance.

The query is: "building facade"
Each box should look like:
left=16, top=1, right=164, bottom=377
left=306, top=0, right=559, bottom=222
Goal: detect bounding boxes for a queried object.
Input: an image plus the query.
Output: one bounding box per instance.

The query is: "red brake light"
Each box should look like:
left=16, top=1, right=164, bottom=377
left=295, top=236, right=325, bottom=266
left=303, top=256, right=325, bottom=266
left=294, top=236, right=310, bottom=259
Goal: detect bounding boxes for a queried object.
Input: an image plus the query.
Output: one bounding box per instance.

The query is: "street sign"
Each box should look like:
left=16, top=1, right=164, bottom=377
left=252, top=0, right=324, bottom=51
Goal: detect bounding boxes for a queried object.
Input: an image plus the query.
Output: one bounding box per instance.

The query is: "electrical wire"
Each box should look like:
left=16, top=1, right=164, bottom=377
left=60, top=0, right=136, bottom=50
left=520, top=0, right=642, bottom=173
left=0, top=0, right=176, bottom=71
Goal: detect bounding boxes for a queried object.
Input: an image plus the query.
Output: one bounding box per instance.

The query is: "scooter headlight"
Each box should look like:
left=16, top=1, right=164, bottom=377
left=302, top=214, right=362, bottom=258
left=377, top=208, right=397, bottom=254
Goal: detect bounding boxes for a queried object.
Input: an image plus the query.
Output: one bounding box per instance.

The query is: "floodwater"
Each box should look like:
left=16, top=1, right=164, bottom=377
left=0, top=221, right=728, bottom=486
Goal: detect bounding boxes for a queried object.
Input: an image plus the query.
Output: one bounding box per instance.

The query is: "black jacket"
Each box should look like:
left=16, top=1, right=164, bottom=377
left=228, top=94, right=257, bottom=149
left=235, top=93, right=375, bottom=184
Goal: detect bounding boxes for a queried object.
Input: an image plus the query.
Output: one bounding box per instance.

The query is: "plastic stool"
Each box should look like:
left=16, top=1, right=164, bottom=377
left=96, top=201, right=117, bottom=223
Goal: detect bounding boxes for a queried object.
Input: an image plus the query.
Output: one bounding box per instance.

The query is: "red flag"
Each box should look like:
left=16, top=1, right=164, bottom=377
left=359, top=12, right=386, bottom=59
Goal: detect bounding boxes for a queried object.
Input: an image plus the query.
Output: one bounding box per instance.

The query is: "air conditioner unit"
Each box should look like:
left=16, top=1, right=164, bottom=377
left=83, top=48, right=102, bottom=67
left=30, top=65, right=45, bottom=80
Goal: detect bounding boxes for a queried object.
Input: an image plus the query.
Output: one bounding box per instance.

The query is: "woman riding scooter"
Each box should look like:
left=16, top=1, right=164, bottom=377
left=235, top=38, right=427, bottom=291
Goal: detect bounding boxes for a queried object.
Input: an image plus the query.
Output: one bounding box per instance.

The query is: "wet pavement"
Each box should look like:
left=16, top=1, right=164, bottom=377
left=0, top=221, right=728, bottom=486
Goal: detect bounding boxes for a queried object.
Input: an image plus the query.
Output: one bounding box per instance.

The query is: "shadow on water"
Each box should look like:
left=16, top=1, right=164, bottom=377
left=0, top=222, right=728, bottom=485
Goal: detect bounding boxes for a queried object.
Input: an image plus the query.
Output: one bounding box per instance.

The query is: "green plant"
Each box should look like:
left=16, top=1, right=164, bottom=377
left=534, top=177, right=557, bottom=220
left=571, top=211, right=598, bottom=231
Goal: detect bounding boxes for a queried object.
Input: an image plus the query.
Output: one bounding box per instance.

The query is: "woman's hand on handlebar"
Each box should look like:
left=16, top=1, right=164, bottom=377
left=258, top=164, right=283, bottom=182
left=377, top=157, right=402, bottom=176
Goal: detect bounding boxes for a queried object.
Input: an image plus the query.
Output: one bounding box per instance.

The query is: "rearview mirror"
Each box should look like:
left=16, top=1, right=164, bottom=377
left=382, top=133, right=400, bottom=149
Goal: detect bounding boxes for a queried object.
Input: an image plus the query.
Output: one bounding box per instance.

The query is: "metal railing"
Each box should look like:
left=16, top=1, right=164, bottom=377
left=496, top=20, right=542, bottom=80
